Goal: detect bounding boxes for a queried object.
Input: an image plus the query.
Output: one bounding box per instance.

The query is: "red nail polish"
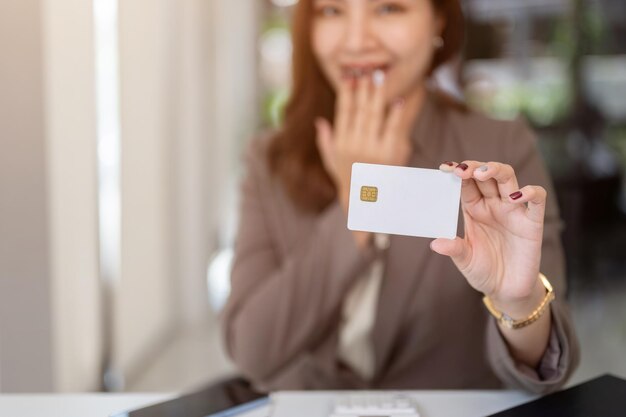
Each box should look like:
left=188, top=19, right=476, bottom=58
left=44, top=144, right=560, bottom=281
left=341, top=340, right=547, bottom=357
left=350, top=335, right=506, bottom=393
left=457, top=163, right=469, bottom=171
left=510, top=191, right=523, bottom=200
left=443, top=161, right=454, bottom=166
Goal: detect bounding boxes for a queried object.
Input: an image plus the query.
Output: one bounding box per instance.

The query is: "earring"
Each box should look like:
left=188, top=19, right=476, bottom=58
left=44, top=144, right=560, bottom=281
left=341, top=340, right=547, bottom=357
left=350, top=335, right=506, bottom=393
left=433, top=36, right=444, bottom=49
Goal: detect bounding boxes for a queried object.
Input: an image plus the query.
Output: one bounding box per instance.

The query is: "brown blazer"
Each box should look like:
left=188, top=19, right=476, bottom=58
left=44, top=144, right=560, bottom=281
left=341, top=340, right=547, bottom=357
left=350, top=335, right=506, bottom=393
left=221, top=94, right=579, bottom=394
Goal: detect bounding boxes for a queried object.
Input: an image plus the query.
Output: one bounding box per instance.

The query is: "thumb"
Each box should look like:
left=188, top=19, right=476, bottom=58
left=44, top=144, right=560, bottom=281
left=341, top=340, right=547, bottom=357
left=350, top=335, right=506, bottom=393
left=430, top=237, right=471, bottom=269
left=315, top=117, right=334, bottom=169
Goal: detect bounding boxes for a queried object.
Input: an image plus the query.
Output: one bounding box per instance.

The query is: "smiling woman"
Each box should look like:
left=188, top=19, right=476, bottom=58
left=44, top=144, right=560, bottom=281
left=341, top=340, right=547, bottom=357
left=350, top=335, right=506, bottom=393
left=267, top=0, right=463, bottom=211
left=312, top=0, right=459, bottom=97
left=222, top=0, right=579, bottom=393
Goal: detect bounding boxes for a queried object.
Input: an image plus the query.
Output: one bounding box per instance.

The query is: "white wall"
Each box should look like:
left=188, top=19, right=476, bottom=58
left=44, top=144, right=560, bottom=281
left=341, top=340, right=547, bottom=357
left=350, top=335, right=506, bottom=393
left=42, top=0, right=102, bottom=392
left=1, top=0, right=180, bottom=391
left=172, top=0, right=215, bottom=326
left=0, top=0, right=55, bottom=393
left=0, top=0, right=260, bottom=392
left=116, top=0, right=180, bottom=382
left=0, top=0, right=103, bottom=393
left=211, top=0, right=261, bottom=249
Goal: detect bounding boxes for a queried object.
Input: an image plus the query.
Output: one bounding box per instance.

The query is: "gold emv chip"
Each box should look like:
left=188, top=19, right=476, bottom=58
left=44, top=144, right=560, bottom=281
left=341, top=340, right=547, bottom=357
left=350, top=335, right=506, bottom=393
left=360, top=186, right=378, bottom=202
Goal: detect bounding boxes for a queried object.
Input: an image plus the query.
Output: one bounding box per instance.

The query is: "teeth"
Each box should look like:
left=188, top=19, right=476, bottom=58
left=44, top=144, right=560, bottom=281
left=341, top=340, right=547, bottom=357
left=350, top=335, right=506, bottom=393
left=343, top=66, right=387, bottom=80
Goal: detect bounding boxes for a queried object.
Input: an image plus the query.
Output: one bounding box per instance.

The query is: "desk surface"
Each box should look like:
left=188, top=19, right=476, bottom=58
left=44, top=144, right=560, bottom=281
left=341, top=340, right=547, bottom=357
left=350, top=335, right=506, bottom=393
left=0, top=390, right=534, bottom=417
left=0, top=394, right=174, bottom=417
left=271, top=390, right=534, bottom=417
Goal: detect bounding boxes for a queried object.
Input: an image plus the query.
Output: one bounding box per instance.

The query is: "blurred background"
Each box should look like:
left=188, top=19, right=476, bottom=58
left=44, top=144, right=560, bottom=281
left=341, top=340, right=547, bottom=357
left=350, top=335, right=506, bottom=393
left=0, top=0, right=625, bottom=393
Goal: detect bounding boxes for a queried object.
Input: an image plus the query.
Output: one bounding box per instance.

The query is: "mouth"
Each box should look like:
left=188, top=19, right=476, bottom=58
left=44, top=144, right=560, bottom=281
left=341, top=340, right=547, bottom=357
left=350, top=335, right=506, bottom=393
left=340, top=63, right=390, bottom=81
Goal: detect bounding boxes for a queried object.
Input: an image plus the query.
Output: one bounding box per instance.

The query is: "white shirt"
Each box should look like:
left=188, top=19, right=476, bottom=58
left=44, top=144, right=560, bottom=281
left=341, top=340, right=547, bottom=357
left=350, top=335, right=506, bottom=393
left=337, top=234, right=390, bottom=380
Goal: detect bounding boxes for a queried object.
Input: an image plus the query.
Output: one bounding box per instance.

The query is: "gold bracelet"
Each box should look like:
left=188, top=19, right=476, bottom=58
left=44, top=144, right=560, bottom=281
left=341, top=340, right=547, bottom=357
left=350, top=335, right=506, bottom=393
left=483, top=273, right=555, bottom=330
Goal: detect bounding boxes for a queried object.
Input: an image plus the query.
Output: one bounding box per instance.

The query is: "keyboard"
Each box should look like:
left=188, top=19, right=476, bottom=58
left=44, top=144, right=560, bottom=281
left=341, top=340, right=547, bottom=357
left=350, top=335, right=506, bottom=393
left=330, top=393, right=420, bottom=417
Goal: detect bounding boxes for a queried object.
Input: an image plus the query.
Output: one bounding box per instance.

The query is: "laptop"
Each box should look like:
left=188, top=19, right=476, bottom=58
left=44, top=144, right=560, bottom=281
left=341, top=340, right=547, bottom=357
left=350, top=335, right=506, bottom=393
left=488, top=374, right=626, bottom=417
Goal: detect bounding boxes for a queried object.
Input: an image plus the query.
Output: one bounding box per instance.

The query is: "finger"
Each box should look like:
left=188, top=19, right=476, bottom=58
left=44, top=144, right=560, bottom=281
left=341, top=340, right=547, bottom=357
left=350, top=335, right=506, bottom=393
left=381, top=97, right=405, bottom=144
left=430, top=237, right=472, bottom=269
left=351, top=74, right=371, bottom=142
left=365, top=69, right=386, bottom=142
left=508, top=185, right=547, bottom=223
left=456, top=160, right=500, bottom=199
left=473, top=162, right=520, bottom=200
left=335, top=77, right=355, bottom=141
left=451, top=161, right=483, bottom=205
left=315, top=118, right=334, bottom=170
left=439, top=160, right=456, bottom=173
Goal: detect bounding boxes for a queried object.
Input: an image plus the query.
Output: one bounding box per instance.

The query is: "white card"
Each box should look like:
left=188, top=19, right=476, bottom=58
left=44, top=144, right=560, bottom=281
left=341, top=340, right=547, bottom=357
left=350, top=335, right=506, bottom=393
left=347, top=163, right=462, bottom=239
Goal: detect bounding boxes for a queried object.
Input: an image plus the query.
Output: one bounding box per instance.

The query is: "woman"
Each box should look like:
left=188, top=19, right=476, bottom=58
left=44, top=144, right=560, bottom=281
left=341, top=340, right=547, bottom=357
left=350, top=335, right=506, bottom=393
left=222, top=0, right=579, bottom=393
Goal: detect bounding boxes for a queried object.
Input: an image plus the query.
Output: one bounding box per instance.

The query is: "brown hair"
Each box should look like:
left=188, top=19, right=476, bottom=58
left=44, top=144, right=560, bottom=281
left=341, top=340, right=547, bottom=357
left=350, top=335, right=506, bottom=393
left=267, top=0, right=465, bottom=212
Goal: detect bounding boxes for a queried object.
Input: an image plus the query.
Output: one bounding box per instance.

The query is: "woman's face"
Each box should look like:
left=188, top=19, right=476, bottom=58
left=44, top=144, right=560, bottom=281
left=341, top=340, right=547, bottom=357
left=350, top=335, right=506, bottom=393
left=311, top=0, right=443, bottom=102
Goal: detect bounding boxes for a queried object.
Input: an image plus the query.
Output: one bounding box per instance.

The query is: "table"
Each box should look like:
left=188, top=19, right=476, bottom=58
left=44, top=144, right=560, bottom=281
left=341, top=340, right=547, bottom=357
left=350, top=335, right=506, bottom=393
left=271, top=390, right=535, bottom=417
left=0, top=390, right=535, bottom=417
left=0, top=394, right=173, bottom=417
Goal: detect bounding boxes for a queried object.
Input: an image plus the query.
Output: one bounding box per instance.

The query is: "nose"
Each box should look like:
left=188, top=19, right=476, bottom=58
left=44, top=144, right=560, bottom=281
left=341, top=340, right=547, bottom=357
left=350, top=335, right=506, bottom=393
left=343, top=10, right=374, bottom=54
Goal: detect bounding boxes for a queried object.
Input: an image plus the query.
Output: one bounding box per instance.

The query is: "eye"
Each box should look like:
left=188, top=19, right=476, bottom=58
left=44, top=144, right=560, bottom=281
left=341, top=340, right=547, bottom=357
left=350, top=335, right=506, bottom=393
left=376, top=3, right=405, bottom=15
left=315, top=5, right=342, bottom=17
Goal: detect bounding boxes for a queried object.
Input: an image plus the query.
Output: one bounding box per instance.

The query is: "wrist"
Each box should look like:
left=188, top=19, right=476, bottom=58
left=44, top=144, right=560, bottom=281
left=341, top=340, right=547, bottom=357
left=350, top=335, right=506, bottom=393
left=483, top=273, right=554, bottom=329
left=483, top=273, right=555, bottom=330
left=488, top=276, right=547, bottom=320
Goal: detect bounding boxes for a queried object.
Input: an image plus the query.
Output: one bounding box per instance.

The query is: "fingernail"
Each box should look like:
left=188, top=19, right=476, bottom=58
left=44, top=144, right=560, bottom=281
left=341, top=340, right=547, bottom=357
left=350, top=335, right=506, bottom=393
left=509, top=191, right=523, bottom=200
left=373, top=69, right=385, bottom=86
left=393, top=97, right=405, bottom=107
left=442, top=161, right=455, bottom=166
left=439, top=162, right=455, bottom=172
left=478, top=164, right=488, bottom=172
left=457, top=163, right=469, bottom=171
